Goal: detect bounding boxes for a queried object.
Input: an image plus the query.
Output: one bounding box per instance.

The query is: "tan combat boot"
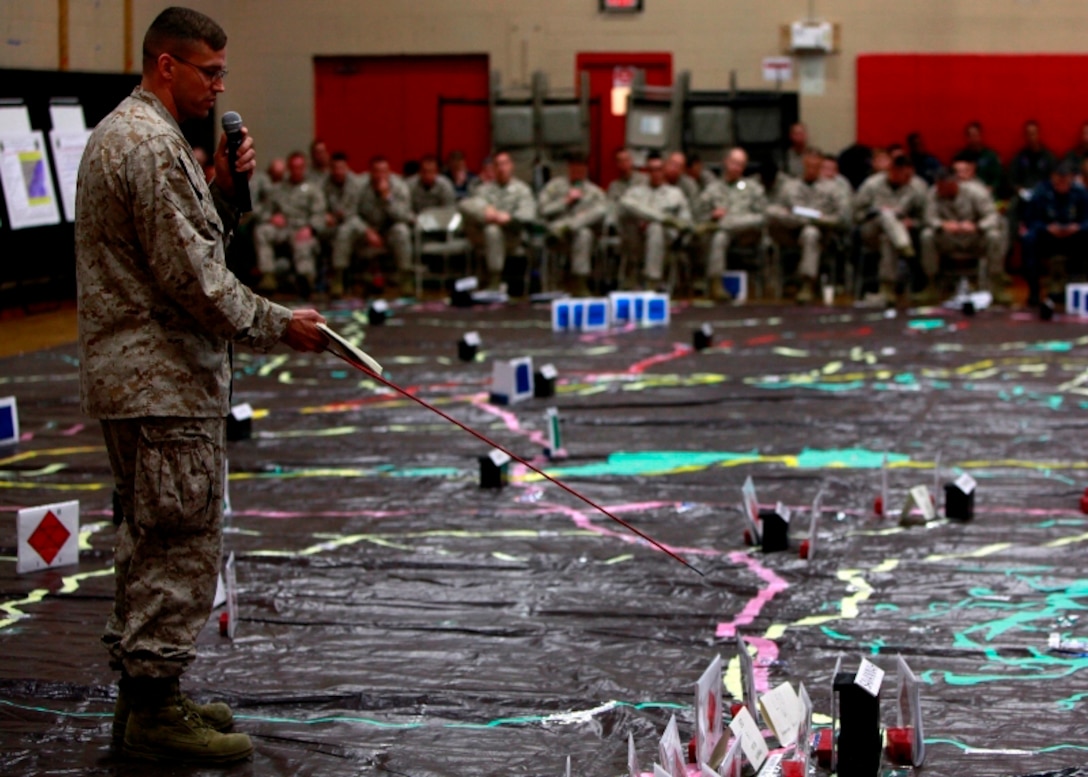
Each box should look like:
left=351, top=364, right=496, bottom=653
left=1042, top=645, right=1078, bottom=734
left=113, top=678, right=234, bottom=747
left=122, top=677, right=252, bottom=765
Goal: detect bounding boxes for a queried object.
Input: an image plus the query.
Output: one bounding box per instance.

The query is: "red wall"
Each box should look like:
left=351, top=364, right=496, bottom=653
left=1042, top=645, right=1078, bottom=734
left=314, top=55, right=490, bottom=175
left=857, top=54, right=1088, bottom=165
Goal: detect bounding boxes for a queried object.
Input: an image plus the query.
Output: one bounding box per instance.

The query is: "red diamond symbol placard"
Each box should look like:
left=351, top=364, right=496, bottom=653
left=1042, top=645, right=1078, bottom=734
left=17, top=500, right=79, bottom=575
left=27, top=511, right=70, bottom=564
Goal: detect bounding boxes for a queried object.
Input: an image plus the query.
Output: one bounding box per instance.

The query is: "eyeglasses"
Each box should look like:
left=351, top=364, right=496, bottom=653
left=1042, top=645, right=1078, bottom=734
left=170, top=53, right=228, bottom=83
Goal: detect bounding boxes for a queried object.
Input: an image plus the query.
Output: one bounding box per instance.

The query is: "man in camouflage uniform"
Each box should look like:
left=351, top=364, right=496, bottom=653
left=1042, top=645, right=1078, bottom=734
left=620, top=152, right=692, bottom=288
left=607, top=147, right=649, bottom=288
left=767, top=149, right=848, bottom=303
left=853, top=155, right=928, bottom=304
left=334, top=155, right=416, bottom=295
left=75, top=7, right=326, bottom=765
left=319, top=152, right=362, bottom=297
left=666, top=150, right=701, bottom=208
left=537, top=153, right=608, bottom=296
left=695, top=147, right=768, bottom=300
left=249, top=156, right=285, bottom=223
left=459, top=151, right=537, bottom=289
left=407, top=154, right=456, bottom=213
left=254, top=150, right=326, bottom=294
left=920, top=169, right=1005, bottom=302
left=307, top=138, right=331, bottom=187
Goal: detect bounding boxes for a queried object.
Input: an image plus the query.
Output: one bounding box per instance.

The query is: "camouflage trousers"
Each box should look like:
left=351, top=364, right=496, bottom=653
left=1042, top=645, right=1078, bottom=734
left=100, top=417, right=224, bottom=679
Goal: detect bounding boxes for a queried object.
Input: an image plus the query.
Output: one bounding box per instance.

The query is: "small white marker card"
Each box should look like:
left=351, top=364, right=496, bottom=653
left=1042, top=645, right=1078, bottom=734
left=896, top=654, right=926, bottom=767
left=758, top=681, right=802, bottom=748
left=796, top=682, right=813, bottom=766
left=224, top=551, right=238, bottom=640
left=718, top=737, right=741, bottom=777
left=728, top=706, right=768, bottom=771
left=627, top=731, right=640, bottom=777
left=736, top=634, right=759, bottom=723
left=854, top=657, right=885, bottom=697
left=955, top=472, right=977, bottom=495
left=17, top=500, right=79, bottom=574
left=806, top=488, right=823, bottom=561
left=463, top=330, right=481, bottom=347
left=740, top=477, right=762, bottom=544
left=658, top=714, right=686, bottom=777
left=489, top=449, right=512, bottom=468
left=695, top=654, right=724, bottom=764
left=901, top=485, right=935, bottom=525
left=0, top=395, right=19, bottom=447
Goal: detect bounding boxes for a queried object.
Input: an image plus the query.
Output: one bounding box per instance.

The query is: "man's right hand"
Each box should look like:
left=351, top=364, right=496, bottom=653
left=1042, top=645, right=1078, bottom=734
left=281, top=309, right=327, bottom=352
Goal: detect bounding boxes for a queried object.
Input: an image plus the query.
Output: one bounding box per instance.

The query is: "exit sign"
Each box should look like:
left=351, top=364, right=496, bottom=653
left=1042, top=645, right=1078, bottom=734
left=600, top=0, right=643, bottom=12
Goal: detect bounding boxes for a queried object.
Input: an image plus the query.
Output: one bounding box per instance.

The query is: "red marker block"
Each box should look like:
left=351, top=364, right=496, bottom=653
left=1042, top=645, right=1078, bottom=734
left=799, top=539, right=810, bottom=559
left=743, top=529, right=754, bottom=546
left=688, top=735, right=697, bottom=764
left=781, top=760, right=806, bottom=777
left=885, top=726, right=914, bottom=765
left=730, top=702, right=745, bottom=718
left=219, top=611, right=229, bottom=636
left=814, top=728, right=834, bottom=768
left=873, top=496, right=884, bottom=516
left=1079, top=488, right=1088, bottom=514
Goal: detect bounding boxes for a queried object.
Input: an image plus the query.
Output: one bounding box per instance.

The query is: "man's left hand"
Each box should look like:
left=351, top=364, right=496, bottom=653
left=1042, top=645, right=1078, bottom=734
left=213, top=126, right=256, bottom=200
left=281, top=309, right=328, bottom=353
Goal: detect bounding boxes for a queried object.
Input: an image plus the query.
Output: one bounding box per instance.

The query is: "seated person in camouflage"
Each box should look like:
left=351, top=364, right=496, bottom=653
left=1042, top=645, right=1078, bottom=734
left=695, top=147, right=768, bottom=301
left=687, top=152, right=718, bottom=194
left=308, top=138, right=330, bottom=186
left=320, top=152, right=362, bottom=297
left=920, top=168, right=1006, bottom=303
left=1021, top=160, right=1088, bottom=306
left=459, top=151, right=537, bottom=289
left=665, top=150, right=700, bottom=208
left=254, top=150, right=326, bottom=294
left=619, top=152, right=692, bottom=289
left=408, top=154, right=456, bottom=214
left=607, top=147, right=649, bottom=289
left=334, top=155, right=415, bottom=295
left=249, top=157, right=285, bottom=224
left=445, top=149, right=477, bottom=200
left=767, top=148, right=848, bottom=303
left=537, top=152, right=608, bottom=296
left=854, top=154, right=928, bottom=304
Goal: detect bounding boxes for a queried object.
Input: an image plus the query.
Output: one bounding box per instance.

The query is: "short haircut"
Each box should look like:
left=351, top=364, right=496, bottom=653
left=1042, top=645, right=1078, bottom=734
left=614, top=146, right=631, bottom=157
left=142, top=7, right=226, bottom=65
left=803, top=146, right=823, bottom=158
left=330, top=151, right=349, bottom=163
left=287, top=150, right=305, bottom=163
left=310, top=138, right=327, bottom=152
left=934, top=167, right=955, bottom=183
left=1025, top=119, right=1039, bottom=129
left=966, top=121, right=983, bottom=133
left=891, top=154, right=914, bottom=169
left=447, top=149, right=465, bottom=162
left=419, top=153, right=439, bottom=166
left=369, top=154, right=389, bottom=167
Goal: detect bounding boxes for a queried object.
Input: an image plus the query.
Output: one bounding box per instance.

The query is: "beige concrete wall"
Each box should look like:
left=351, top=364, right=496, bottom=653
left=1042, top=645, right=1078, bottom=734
left=4, top=1, right=1088, bottom=163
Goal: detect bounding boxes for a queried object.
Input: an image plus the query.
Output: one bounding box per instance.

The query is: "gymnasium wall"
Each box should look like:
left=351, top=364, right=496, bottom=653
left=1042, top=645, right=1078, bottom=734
left=3, top=0, right=1088, bottom=165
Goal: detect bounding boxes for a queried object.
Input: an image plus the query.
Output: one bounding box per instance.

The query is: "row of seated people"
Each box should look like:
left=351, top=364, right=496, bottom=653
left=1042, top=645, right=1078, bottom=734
left=246, top=135, right=1085, bottom=307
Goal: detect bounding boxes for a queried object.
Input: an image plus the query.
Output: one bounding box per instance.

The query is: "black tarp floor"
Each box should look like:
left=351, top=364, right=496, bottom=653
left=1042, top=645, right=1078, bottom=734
left=2, top=298, right=1088, bottom=777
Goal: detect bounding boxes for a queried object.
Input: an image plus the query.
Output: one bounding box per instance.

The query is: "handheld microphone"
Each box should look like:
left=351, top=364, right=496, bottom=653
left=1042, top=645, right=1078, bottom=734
left=220, top=111, right=252, bottom=213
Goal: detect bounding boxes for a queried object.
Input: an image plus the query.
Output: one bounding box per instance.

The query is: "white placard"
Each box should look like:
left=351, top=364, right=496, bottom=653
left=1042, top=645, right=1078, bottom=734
left=48, top=130, right=90, bottom=222
left=806, top=488, right=823, bottom=562
left=762, top=56, right=793, bottom=83
left=740, top=476, right=762, bottom=544
left=0, top=395, right=19, bottom=447
left=17, top=500, right=79, bottom=574
left=774, top=502, right=791, bottom=524
left=955, top=472, right=977, bottom=495
left=564, top=754, right=571, bottom=777
left=797, top=682, right=813, bottom=767
left=627, top=731, right=640, bottom=777
left=0, top=132, right=61, bottom=229
left=49, top=103, right=86, bottom=133
left=736, top=634, right=759, bottom=723
left=896, top=654, right=926, bottom=767
left=213, top=573, right=227, bottom=608
left=719, top=737, right=741, bottom=777
left=463, top=330, right=481, bottom=347
left=728, top=706, right=768, bottom=770
left=653, top=766, right=671, bottom=777
left=695, top=654, right=724, bottom=765
left=759, top=681, right=802, bottom=748
left=488, top=448, right=512, bottom=467
left=902, top=484, right=935, bottom=524
left=224, top=551, right=238, bottom=640
left=658, top=714, right=686, bottom=777
left=854, top=657, right=884, bottom=697
left=455, top=276, right=478, bottom=292
left=230, top=403, right=254, bottom=421
left=0, top=104, right=31, bottom=134
left=539, top=363, right=558, bottom=380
